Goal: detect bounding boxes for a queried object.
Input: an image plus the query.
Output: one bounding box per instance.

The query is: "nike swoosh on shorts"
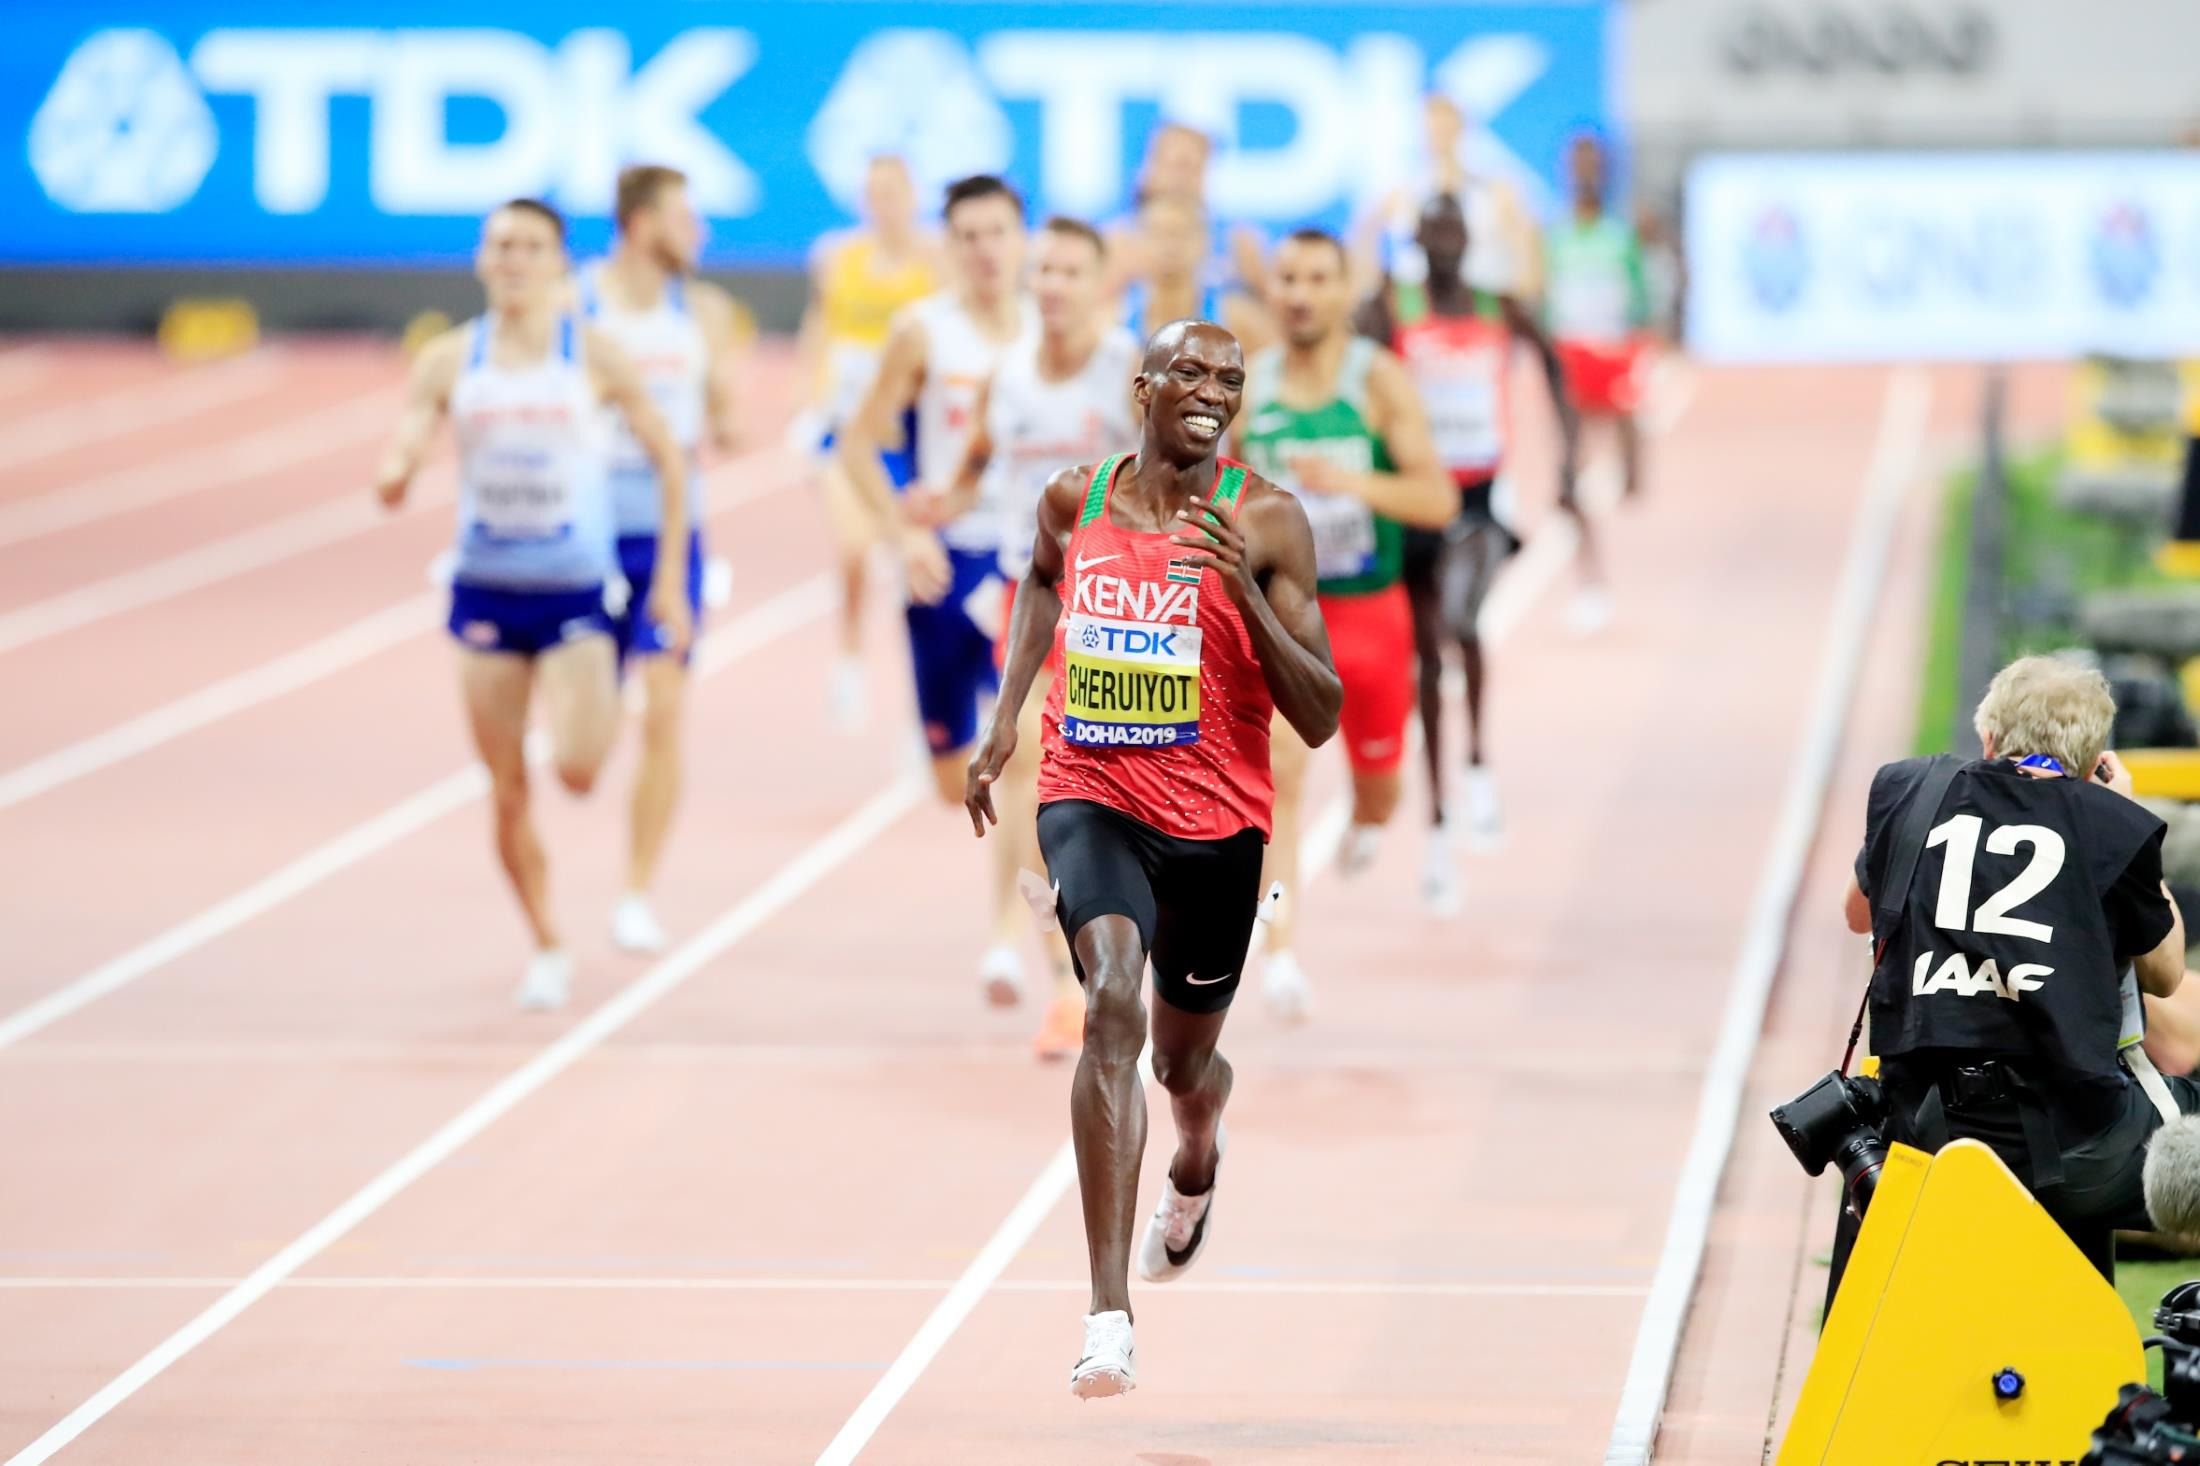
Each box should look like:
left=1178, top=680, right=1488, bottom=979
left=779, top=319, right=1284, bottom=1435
left=1183, top=972, right=1234, bottom=986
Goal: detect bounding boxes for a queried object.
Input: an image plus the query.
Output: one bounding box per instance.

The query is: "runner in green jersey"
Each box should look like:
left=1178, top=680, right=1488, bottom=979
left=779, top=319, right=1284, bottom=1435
left=1549, top=132, right=1654, bottom=514
left=1234, top=227, right=1452, bottom=1022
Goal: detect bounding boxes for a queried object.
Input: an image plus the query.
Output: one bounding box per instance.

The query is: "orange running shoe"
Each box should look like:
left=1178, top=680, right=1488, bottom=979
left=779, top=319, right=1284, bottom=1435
left=1032, top=991, right=1086, bottom=1061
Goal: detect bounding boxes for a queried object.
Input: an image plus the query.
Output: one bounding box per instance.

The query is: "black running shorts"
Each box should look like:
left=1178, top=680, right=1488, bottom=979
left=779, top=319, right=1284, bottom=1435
left=1403, top=476, right=1520, bottom=640
left=1036, top=799, right=1266, bottom=1015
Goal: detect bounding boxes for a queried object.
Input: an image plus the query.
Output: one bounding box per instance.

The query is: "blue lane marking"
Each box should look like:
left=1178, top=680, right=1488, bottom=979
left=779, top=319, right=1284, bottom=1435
left=405, top=1358, right=886, bottom=1373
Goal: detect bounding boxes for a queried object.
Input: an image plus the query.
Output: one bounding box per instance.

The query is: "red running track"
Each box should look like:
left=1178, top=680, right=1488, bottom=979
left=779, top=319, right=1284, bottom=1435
left=0, top=337, right=2045, bottom=1463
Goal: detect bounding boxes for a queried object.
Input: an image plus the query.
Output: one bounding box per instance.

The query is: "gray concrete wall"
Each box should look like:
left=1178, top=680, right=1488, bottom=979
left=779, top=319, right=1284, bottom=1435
left=0, top=267, right=810, bottom=336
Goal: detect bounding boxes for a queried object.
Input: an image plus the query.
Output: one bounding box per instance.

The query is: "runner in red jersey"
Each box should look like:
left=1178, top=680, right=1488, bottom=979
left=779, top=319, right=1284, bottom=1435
left=1358, top=192, right=1578, bottom=912
left=966, top=319, right=1340, bottom=1400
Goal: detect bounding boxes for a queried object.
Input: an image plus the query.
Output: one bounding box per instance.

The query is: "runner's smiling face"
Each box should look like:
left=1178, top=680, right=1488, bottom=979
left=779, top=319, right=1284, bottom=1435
left=1136, top=325, right=1243, bottom=460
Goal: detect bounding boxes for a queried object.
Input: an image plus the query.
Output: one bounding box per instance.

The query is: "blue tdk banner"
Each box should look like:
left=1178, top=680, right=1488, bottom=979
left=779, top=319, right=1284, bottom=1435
left=2, top=1, right=1609, bottom=266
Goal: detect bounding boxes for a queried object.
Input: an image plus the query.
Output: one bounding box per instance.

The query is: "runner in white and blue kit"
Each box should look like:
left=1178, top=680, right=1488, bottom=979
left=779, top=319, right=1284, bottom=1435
left=578, top=163, right=743, bottom=957
left=836, top=175, right=1033, bottom=807
left=374, top=198, right=691, bottom=1011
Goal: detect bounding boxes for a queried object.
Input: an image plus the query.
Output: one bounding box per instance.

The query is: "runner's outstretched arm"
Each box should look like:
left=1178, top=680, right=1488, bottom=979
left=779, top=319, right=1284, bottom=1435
left=1501, top=293, right=1581, bottom=502
left=371, top=331, right=462, bottom=509
left=965, top=466, right=1083, bottom=836
left=1173, top=483, right=1341, bottom=747
left=836, top=314, right=949, bottom=602
left=587, top=327, right=692, bottom=655
left=927, top=374, right=995, bottom=528
left=691, top=280, right=744, bottom=454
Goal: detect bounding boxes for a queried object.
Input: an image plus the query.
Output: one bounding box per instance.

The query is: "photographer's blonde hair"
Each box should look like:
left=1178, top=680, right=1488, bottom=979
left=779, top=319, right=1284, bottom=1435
left=1972, top=656, right=2116, bottom=776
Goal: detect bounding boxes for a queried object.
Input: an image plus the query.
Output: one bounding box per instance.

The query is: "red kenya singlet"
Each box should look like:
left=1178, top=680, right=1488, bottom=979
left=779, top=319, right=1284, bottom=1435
left=1038, top=454, right=1277, bottom=840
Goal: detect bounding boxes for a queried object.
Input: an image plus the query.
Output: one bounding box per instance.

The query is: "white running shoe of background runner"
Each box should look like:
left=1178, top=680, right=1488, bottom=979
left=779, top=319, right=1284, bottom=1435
left=827, top=656, right=867, bottom=733
left=1138, top=1128, right=1226, bottom=1282
left=516, top=949, right=572, bottom=1011
left=610, top=893, right=667, bottom=954
left=1338, top=821, right=1382, bottom=876
left=1263, top=950, right=1312, bottom=1024
left=1422, top=830, right=1463, bottom=917
left=1069, top=1310, right=1137, bottom=1399
left=1566, top=584, right=1614, bottom=636
left=1460, top=766, right=1506, bottom=851
left=980, top=943, right=1025, bottom=1007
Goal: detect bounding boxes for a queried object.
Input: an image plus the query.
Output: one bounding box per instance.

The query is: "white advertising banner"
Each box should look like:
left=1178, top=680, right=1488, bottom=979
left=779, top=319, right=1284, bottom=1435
left=1685, top=152, right=2200, bottom=363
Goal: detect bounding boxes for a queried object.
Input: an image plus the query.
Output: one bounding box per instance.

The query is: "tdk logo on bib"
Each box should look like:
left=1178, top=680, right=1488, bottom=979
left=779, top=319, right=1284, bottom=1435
left=1079, top=622, right=1182, bottom=658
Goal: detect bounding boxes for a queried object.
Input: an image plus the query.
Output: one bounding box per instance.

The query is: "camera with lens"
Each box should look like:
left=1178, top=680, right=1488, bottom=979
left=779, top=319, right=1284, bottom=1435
left=2081, top=1282, right=2200, bottom=1463
left=1769, top=1069, right=1890, bottom=1220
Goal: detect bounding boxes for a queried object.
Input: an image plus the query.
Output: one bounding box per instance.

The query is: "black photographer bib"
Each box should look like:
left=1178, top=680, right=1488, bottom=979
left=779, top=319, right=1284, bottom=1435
left=1858, top=757, right=2173, bottom=1082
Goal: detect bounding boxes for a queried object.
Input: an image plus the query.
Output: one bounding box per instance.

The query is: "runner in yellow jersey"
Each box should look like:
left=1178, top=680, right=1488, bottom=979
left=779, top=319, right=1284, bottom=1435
left=794, top=154, right=939, bottom=727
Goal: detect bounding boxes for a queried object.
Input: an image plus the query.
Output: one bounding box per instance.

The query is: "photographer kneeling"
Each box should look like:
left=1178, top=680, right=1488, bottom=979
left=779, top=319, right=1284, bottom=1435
left=1836, top=657, right=2196, bottom=1281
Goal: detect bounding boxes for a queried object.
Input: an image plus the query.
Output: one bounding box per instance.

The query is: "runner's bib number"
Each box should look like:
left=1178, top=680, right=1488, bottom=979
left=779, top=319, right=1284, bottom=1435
left=1299, top=493, right=1379, bottom=581
left=1422, top=351, right=1504, bottom=469
left=472, top=449, right=576, bottom=542
left=1061, top=612, right=1203, bottom=747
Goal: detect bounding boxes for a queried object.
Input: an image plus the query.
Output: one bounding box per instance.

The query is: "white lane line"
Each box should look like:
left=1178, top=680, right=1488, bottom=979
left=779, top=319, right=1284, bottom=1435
left=2, top=775, right=925, bottom=1466
left=1602, top=366, right=1932, bottom=1466
left=0, top=454, right=798, bottom=812
left=0, top=1275, right=1650, bottom=1299
left=0, top=573, right=833, bottom=1057
left=0, top=483, right=450, bottom=659
left=0, top=352, right=285, bottom=474
left=805, top=396, right=1670, bottom=1462
left=812, top=1147, right=1080, bottom=1466
left=0, top=389, right=394, bottom=550
left=0, top=596, right=437, bottom=813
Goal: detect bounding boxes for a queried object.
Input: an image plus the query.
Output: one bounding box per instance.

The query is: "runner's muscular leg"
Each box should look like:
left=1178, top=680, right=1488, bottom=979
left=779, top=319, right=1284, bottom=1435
left=1070, top=913, right=1150, bottom=1319
left=1149, top=996, right=1230, bottom=1196
left=1351, top=767, right=1402, bottom=828
left=459, top=650, right=554, bottom=949
left=1406, top=560, right=1448, bottom=825
left=625, top=654, right=687, bottom=894
left=820, top=456, right=880, bottom=660
left=535, top=632, right=620, bottom=796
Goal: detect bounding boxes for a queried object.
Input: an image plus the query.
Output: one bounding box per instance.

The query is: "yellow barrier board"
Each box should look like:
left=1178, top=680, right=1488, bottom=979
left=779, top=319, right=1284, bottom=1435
left=1776, top=1140, right=2142, bottom=1466
left=157, top=298, right=258, bottom=362
left=2125, top=747, right=2200, bottom=801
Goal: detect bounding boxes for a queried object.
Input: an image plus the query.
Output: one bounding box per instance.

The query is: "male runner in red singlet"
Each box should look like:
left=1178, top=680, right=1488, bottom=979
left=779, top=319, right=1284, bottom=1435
left=1548, top=133, right=1654, bottom=504
left=966, top=320, right=1341, bottom=1399
left=1359, top=193, right=1578, bottom=909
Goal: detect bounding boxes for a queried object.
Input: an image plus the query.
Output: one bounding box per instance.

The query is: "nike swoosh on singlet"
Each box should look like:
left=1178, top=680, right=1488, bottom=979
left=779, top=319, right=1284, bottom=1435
left=1183, top=972, right=1234, bottom=986
left=1075, top=553, right=1121, bottom=571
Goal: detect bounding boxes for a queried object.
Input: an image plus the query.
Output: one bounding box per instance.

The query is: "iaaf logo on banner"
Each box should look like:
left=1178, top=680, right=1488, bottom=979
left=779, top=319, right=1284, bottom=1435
left=26, top=23, right=1552, bottom=222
